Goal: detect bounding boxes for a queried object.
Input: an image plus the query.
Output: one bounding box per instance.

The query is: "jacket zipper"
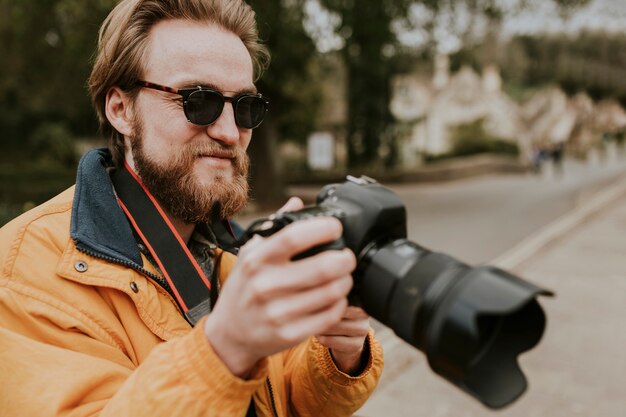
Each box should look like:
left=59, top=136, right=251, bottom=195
left=266, top=377, right=279, bottom=417
left=75, top=244, right=177, bottom=301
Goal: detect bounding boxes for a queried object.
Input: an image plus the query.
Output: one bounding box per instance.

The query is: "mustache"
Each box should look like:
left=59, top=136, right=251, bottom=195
left=186, top=143, right=245, bottom=160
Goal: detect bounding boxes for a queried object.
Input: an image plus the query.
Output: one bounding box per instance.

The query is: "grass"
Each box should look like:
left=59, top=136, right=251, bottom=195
left=0, top=161, right=76, bottom=226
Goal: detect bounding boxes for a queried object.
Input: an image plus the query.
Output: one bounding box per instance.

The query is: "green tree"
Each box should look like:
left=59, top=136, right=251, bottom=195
left=0, top=0, right=323, bottom=208
left=500, top=32, right=626, bottom=104
left=315, top=0, right=593, bottom=169
left=319, top=0, right=414, bottom=169
left=0, top=0, right=114, bottom=159
left=247, top=0, right=323, bottom=207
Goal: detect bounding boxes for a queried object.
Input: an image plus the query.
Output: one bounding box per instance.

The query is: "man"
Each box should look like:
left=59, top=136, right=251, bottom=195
left=0, top=0, right=383, bottom=416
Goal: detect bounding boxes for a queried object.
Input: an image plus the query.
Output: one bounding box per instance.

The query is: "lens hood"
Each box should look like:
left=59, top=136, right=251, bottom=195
left=425, top=267, right=554, bottom=408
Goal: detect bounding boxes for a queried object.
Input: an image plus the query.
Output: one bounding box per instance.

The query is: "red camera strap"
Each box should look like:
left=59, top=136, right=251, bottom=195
left=111, top=161, right=229, bottom=325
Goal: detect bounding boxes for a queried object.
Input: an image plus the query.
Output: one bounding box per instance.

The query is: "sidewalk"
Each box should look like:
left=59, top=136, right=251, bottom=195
left=357, top=174, right=626, bottom=416
left=285, top=154, right=527, bottom=186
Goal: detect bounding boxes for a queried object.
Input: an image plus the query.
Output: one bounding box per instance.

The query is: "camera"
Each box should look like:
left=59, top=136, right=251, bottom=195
left=240, top=175, right=552, bottom=409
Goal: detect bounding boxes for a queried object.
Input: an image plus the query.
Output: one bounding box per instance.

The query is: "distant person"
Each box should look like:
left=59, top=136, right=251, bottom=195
left=551, top=142, right=565, bottom=176
left=0, top=1, right=383, bottom=416
left=531, top=144, right=545, bottom=174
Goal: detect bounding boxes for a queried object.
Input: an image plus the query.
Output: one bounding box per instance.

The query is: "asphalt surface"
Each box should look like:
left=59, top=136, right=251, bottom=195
left=237, top=156, right=626, bottom=417
left=285, top=157, right=626, bottom=265
left=356, top=160, right=626, bottom=417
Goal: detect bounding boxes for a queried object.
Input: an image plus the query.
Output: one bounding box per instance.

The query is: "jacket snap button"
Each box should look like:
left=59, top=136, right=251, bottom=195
left=130, top=282, right=139, bottom=293
left=74, top=260, right=88, bottom=273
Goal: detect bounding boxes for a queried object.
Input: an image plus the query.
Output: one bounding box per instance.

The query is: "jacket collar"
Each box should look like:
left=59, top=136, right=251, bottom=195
left=70, top=148, right=143, bottom=267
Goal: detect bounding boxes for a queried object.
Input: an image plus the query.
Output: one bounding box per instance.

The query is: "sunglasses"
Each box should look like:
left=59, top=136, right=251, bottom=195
left=136, top=80, right=269, bottom=129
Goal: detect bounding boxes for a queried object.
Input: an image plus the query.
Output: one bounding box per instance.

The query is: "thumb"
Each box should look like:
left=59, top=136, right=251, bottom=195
left=277, top=196, right=304, bottom=214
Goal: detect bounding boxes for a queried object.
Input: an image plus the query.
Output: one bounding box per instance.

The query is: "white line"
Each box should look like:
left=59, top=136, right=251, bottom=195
left=492, top=176, right=626, bottom=270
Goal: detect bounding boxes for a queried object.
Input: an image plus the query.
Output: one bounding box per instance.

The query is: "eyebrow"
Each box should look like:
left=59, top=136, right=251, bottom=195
left=178, top=80, right=258, bottom=95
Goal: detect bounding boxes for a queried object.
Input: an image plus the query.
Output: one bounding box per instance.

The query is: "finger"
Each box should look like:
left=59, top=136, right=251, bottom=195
left=254, top=216, right=344, bottom=262
left=277, top=197, right=304, bottom=214
left=317, top=318, right=370, bottom=337
left=342, top=306, right=370, bottom=320
left=238, top=234, right=265, bottom=255
left=276, top=297, right=348, bottom=344
left=252, top=249, right=355, bottom=296
left=264, top=275, right=353, bottom=323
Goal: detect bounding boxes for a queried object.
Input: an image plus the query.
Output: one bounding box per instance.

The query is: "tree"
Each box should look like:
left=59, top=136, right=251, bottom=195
left=500, top=32, right=626, bottom=104
left=319, top=0, right=414, bottom=169
left=0, top=0, right=323, bottom=207
left=316, top=0, right=512, bottom=168
left=315, top=0, right=593, bottom=169
left=247, top=0, right=323, bottom=207
left=0, top=0, right=114, bottom=157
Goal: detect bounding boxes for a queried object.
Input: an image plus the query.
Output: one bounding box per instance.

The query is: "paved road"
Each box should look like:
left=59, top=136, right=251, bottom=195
left=380, top=157, right=626, bottom=265
left=356, top=161, right=626, bottom=417
left=282, top=158, right=626, bottom=266
left=238, top=156, right=626, bottom=417
left=283, top=157, right=626, bottom=417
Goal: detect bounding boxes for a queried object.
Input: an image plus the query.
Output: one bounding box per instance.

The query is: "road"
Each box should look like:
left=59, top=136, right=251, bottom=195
left=389, top=157, right=626, bottom=265
left=354, top=157, right=626, bottom=417
left=281, top=156, right=626, bottom=417
left=279, top=157, right=626, bottom=265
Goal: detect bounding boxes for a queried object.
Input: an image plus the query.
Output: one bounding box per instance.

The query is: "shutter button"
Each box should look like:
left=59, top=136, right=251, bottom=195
left=74, top=260, right=88, bottom=272
left=130, top=282, right=139, bottom=293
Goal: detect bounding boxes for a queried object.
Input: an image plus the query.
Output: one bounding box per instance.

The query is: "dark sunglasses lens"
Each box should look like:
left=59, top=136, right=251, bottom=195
left=235, top=96, right=267, bottom=129
left=185, top=90, right=224, bottom=125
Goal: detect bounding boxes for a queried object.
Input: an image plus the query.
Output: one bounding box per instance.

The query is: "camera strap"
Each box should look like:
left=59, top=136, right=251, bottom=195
left=111, top=161, right=236, bottom=326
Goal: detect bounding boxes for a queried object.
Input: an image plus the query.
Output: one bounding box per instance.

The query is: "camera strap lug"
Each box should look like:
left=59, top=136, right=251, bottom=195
left=346, top=175, right=377, bottom=185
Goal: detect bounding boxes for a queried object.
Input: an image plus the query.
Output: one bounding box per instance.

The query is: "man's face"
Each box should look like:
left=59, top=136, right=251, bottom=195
left=127, top=19, right=255, bottom=223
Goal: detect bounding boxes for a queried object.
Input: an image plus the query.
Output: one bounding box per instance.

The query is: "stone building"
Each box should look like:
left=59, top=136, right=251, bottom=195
left=390, top=55, right=525, bottom=168
left=522, top=88, right=626, bottom=157
left=390, top=55, right=626, bottom=168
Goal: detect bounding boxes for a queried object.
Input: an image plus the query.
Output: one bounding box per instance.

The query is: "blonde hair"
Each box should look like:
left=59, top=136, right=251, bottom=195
left=88, top=0, right=269, bottom=165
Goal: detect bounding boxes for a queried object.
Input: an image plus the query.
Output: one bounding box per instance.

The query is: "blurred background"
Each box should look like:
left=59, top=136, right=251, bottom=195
left=3, top=0, right=626, bottom=221
left=2, top=0, right=626, bottom=415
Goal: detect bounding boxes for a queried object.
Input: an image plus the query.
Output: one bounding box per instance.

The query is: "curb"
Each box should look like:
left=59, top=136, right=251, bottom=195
left=492, top=174, right=626, bottom=271
left=287, top=154, right=527, bottom=186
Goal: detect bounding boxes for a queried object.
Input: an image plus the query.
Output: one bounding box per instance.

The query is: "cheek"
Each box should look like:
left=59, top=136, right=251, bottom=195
left=139, top=94, right=194, bottom=132
left=140, top=114, right=198, bottom=156
left=240, top=130, right=253, bottom=150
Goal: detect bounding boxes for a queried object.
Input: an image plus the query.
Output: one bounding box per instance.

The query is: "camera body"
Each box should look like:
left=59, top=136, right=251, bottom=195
left=242, top=175, right=552, bottom=409
left=276, top=175, right=406, bottom=259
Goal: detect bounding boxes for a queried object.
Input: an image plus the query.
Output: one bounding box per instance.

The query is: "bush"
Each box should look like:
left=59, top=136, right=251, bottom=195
left=0, top=161, right=76, bottom=226
left=425, top=119, right=519, bottom=162
left=29, top=122, right=79, bottom=166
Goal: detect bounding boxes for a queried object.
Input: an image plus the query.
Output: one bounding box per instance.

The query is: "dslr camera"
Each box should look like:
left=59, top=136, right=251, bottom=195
left=241, top=175, right=552, bottom=409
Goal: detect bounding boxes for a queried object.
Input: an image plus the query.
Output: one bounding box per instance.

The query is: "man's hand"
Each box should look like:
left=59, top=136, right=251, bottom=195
left=315, top=307, right=370, bottom=375
left=204, top=197, right=357, bottom=378
left=279, top=198, right=371, bottom=376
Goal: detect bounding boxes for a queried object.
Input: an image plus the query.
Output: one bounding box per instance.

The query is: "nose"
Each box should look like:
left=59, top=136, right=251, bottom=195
left=206, top=102, right=240, bottom=145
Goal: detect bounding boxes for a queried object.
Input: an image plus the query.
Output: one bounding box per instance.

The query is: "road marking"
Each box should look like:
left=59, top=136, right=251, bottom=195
left=492, top=175, right=626, bottom=270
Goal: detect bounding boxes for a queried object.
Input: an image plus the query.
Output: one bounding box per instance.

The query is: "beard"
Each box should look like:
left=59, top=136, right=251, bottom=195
left=129, top=119, right=249, bottom=224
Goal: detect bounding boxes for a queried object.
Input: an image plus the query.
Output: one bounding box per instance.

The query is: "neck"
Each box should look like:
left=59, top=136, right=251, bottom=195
left=168, top=214, right=195, bottom=245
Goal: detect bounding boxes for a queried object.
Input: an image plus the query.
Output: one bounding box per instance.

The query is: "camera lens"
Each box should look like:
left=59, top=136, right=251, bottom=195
left=240, top=176, right=552, bottom=409
left=355, top=240, right=552, bottom=409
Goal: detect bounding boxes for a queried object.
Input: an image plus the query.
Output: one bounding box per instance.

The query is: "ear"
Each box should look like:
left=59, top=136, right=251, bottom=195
left=105, top=86, right=135, bottom=137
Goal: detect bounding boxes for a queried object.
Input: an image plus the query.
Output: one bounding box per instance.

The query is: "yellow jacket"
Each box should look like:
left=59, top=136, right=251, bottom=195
left=0, top=149, right=383, bottom=417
